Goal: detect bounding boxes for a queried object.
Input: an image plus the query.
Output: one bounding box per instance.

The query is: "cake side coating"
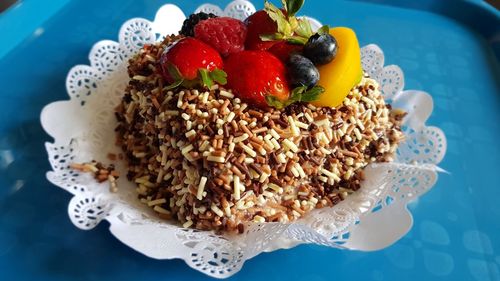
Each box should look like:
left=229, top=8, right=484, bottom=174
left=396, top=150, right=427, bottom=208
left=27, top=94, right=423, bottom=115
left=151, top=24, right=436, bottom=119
left=115, top=39, right=405, bottom=232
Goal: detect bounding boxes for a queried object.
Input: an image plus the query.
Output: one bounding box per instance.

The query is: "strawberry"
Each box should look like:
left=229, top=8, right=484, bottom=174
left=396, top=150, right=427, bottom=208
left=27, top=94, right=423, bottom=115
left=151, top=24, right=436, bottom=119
left=194, top=17, right=247, bottom=57
left=244, top=10, right=279, bottom=51
left=160, top=37, right=223, bottom=81
left=268, top=41, right=303, bottom=62
left=160, top=38, right=226, bottom=89
left=225, top=50, right=289, bottom=108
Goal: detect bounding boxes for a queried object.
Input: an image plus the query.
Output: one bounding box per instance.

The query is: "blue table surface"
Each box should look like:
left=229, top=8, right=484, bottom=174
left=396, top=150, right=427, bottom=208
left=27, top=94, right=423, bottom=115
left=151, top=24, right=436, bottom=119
left=1, top=0, right=499, bottom=280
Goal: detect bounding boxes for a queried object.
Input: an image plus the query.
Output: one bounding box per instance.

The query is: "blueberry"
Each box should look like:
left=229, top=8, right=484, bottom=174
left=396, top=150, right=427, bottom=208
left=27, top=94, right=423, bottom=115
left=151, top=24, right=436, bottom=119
left=286, top=54, right=320, bottom=88
left=303, top=33, right=338, bottom=65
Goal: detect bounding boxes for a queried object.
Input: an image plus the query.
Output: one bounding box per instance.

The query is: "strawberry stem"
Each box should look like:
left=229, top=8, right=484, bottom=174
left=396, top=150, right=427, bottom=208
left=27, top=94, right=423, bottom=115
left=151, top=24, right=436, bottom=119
left=198, top=69, right=213, bottom=88
left=261, top=0, right=317, bottom=45
left=164, top=79, right=184, bottom=90
left=266, top=85, right=324, bottom=109
left=164, top=65, right=227, bottom=91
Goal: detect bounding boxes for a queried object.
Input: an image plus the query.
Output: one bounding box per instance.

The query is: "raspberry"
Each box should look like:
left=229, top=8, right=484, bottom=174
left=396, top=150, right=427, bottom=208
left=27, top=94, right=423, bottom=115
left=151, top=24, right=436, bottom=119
left=179, top=12, right=217, bottom=37
left=194, top=17, right=247, bottom=57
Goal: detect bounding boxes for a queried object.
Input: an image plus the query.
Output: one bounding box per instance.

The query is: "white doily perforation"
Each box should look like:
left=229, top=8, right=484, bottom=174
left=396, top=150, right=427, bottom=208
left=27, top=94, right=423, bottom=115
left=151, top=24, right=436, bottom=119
left=40, top=1, right=446, bottom=279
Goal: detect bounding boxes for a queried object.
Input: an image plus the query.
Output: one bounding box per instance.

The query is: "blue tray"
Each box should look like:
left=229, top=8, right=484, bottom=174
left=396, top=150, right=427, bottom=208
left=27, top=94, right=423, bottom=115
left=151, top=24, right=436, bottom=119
left=0, top=0, right=499, bottom=280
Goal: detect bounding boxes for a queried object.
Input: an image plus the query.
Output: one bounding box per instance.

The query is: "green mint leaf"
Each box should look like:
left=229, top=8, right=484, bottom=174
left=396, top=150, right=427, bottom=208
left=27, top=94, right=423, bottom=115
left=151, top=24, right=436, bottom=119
left=167, top=63, right=183, bottom=81
left=210, top=69, right=227, bottom=85
left=164, top=79, right=184, bottom=90
left=300, top=86, right=324, bottom=102
left=286, top=36, right=308, bottom=45
left=318, top=25, right=330, bottom=35
left=198, top=68, right=213, bottom=88
left=286, top=0, right=304, bottom=17
left=295, top=18, right=314, bottom=38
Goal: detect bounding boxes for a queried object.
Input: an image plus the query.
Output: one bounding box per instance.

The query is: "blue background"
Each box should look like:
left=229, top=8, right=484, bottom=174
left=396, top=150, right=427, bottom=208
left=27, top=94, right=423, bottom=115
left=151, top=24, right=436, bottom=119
left=0, top=0, right=499, bottom=280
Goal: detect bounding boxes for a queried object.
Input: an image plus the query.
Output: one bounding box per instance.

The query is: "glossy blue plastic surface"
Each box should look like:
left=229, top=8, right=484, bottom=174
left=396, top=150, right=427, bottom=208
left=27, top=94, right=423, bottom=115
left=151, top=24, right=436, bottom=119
left=0, top=0, right=499, bottom=280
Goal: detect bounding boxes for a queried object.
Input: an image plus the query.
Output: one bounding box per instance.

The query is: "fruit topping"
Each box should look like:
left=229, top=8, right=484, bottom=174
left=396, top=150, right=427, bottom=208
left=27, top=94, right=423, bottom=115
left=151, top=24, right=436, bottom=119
left=194, top=17, right=247, bottom=57
left=244, top=10, right=279, bottom=50
left=179, top=12, right=217, bottom=37
left=313, top=27, right=363, bottom=108
left=303, top=26, right=338, bottom=65
left=286, top=53, right=319, bottom=88
left=268, top=41, right=303, bottom=62
left=170, top=0, right=364, bottom=110
left=160, top=37, right=226, bottom=89
left=225, top=50, right=289, bottom=108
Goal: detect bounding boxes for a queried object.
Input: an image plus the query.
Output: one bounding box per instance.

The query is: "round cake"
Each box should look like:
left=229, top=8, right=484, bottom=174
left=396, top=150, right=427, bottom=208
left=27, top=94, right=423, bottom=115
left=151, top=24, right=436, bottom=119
left=114, top=0, right=405, bottom=232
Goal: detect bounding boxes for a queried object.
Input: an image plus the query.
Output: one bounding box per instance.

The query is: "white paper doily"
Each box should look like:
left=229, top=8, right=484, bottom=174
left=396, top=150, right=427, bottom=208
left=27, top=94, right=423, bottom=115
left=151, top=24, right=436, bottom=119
left=40, top=1, right=447, bottom=278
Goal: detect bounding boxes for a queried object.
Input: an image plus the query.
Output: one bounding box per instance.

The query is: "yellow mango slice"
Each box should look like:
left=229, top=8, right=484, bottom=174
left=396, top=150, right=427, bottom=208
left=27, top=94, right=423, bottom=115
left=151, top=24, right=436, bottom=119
left=313, top=27, right=363, bottom=108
